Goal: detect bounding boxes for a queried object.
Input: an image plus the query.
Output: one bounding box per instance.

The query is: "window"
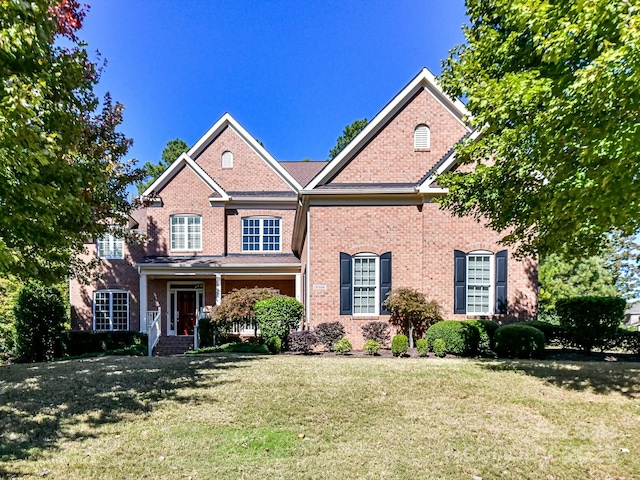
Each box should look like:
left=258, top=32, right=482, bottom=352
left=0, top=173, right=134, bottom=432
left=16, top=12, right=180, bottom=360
left=97, top=232, right=124, bottom=259
left=242, top=217, right=281, bottom=252
left=222, top=151, right=234, bottom=168
left=414, top=124, right=431, bottom=149
left=340, top=252, right=392, bottom=316
left=171, top=215, right=202, bottom=251
left=453, top=250, right=508, bottom=315
left=93, top=290, right=129, bottom=331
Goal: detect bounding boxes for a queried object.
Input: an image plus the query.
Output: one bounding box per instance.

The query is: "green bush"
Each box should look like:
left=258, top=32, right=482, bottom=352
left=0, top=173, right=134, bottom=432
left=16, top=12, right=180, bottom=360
left=266, top=336, right=282, bottom=354
left=333, top=338, right=352, bottom=355
left=361, top=321, right=391, bottom=346
left=465, top=319, right=499, bottom=351
left=416, top=338, right=429, bottom=357
left=13, top=282, right=67, bottom=362
left=425, top=321, right=480, bottom=356
left=556, top=296, right=626, bottom=352
left=603, top=328, right=640, bottom=354
left=391, top=334, right=409, bottom=357
left=512, top=320, right=563, bottom=346
left=197, top=317, right=215, bottom=348
left=363, top=339, right=380, bottom=355
left=288, top=331, right=318, bottom=354
left=187, top=342, right=269, bottom=355
left=62, top=331, right=147, bottom=357
left=494, top=324, right=545, bottom=359
left=254, top=296, right=304, bottom=345
left=433, top=338, right=447, bottom=357
left=315, top=321, right=346, bottom=351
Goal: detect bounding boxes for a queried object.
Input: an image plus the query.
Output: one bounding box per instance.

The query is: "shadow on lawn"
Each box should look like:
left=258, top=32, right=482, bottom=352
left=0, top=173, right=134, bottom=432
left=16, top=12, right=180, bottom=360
left=479, top=359, right=640, bottom=399
left=0, top=354, right=262, bottom=465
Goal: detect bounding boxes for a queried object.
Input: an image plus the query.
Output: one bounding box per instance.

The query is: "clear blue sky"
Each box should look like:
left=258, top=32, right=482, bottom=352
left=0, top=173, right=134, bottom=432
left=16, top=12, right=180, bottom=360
left=81, top=0, right=468, bottom=166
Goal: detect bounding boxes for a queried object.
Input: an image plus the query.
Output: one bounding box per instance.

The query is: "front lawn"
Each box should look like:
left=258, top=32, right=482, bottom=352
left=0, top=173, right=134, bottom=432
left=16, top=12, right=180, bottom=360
left=0, top=354, right=638, bottom=479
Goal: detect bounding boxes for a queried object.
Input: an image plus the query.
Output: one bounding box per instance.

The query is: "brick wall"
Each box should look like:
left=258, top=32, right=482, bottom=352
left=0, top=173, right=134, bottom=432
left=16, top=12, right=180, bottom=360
left=226, top=207, right=296, bottom=254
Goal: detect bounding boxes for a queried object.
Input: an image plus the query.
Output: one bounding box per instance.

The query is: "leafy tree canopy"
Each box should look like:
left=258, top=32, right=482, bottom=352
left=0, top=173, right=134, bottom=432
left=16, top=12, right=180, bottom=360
left=136, top=138, right=189, bottom=194
left=328, top=118, right=368, bottom=160
left=438, top=0, right=640, bottom=258
left=0, top=0, right=143, bottom=282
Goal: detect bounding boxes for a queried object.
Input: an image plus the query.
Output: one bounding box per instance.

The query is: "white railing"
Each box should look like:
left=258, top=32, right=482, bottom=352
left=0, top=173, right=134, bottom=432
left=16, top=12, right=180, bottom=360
left=146, top=308, right=161, bottom=357
left=232, top=316, right=258, bottom=336
left=194, top=307, right=211, bottom=350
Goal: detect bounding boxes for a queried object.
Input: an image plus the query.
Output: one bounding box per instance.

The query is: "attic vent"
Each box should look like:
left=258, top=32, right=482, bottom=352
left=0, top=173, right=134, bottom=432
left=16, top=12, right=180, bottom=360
left=222, top=151, right=234, bottom=168
left=414, top=125, right=431, bottom=150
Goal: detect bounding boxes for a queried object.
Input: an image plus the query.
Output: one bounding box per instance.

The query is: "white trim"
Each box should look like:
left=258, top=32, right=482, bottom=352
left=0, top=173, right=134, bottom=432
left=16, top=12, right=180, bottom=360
left=97, top=232, right=124, bottom=259
left=139, top=273, right=147, bottom=333
left=414, top=124, right=431, bottom=150
left=306, top=68, right=472, bottom=190
left=352, top=253, right=380, bottom=316
left=465, top=250, right=495, bottom=316
left=170, top=214, right=203, bottom=252
left=241, top=216, right=282, bottom=253
left=221, top=150, right=234, bottom=169
left=167, top=281, right=205, bottom=337
left=187, top=113, right=302, bottom=193
left=141, top=152, right=229, bottom=200
left=92, top=290, right=130, bottom=331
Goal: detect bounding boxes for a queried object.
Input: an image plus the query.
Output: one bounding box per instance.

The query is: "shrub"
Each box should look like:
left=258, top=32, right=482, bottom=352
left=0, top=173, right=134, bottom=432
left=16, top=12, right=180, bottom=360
left=433, top=338, right=447, bottom=357
left=425, top=321, right=480, bottom=356
left=512, top=320, right=563, bottom=346
left=62, top=331, right=147, bottom=357
left=363, top=339, right=380, bottom=355
left=416, top=338, right=429, bottom=357
left=198, top=317, right=215, bottom=348
left=315, top=322, right=346, bottom=351
left=494, top=324, right=545, bottom=359
left=288, top=330, right=318, bottom=354
left=603, top=328, right=640, bottom=354
left=556, top=296, right=626, bottom=352
left=254, top=296, right=304, bottom=345
left=383, top=288, right=443, bottom=343
left=333, top=338, right=352, bottom=355
left=391, top=334, right=409, bottom=357
left=187, top=342, right=269, bottom=354
left=465, top=319, right=499, bottom=351
left=266, top=336, right=282, bottom=354
left=13, top=282, right=67, bottom=362
left=361, top=321, right=391, bottom=346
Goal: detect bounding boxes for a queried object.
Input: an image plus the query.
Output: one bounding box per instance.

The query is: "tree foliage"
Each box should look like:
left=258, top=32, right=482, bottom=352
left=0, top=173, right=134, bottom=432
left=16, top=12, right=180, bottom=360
left=383, top=287, right=443, bottom=343
left=136, top=138, right=189, bottom=194
left=438, top=0, right=640, bottom=258
left=0, top=0, right=143, bottom=282
left=328, top=118, right=368, bottom=160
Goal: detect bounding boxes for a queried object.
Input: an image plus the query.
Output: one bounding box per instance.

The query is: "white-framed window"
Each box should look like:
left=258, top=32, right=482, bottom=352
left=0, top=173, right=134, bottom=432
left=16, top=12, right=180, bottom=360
left=170, top=215, right=202, bottom=251
left=93, top=290, right=129, bottom=331
left=466, top=251, right=494, bottom=315
left=353, top=253, right=379, bottom=315
left=242, top=217, right=281, bottom=252
left=97, top=232, right=124, bottom=259
left=414, top=124, right=431, bottom=150
left=222, top=151, right=234, bottom=169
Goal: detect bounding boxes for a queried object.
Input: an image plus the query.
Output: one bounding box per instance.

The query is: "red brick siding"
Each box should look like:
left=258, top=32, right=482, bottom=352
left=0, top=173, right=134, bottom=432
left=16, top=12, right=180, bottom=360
left=226, top=208, right=296, bottom=254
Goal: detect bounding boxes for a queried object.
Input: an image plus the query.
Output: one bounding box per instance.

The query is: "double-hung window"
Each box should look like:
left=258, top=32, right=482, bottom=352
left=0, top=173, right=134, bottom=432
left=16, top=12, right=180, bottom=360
left=353, top=254, right=379, bottom=315
left=466, top=253, right=493, bottom=315
left=93, top=290, right=129, bottom=331
left=453, top=249, right=508, bottom=315
left=242, top=217, right=281, bottom=252
left=339, top=252, right=392, bottom=316
left=171, top=215, right=202, bottom=251
left=97, top=232, right=124, bottom=259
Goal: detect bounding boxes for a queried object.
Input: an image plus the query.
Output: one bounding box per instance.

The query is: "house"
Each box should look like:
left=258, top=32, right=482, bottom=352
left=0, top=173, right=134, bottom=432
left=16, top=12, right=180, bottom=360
left=70, top=68, right=537, bottom=353
left=624, top=301, right=640, bottom=330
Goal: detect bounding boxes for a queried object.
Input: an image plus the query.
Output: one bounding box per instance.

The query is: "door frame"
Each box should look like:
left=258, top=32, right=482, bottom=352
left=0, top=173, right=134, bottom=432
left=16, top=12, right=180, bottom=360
left=167, top=281, right=205, bottom=336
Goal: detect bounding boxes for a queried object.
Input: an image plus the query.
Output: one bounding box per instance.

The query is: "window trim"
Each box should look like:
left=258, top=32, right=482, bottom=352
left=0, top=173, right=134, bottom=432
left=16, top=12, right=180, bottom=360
left=241, top=216, right=282, bottom=252
left=170, top=214, right=202, bottom=251
left=97, top=231, right=124, bottom=260
left=352, top=253, right=380, bottom=316
left=221, top=150, right=234, bottom=169
left=93, top=289, right=130, bottom=331
left=465, top=250, right=495, bottom=316
left=414, top=124, right=431, bottom=150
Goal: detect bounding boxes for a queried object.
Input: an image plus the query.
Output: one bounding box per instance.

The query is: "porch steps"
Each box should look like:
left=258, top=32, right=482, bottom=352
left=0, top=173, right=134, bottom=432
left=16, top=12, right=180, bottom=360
left=154, top=336, right=194, bottom=356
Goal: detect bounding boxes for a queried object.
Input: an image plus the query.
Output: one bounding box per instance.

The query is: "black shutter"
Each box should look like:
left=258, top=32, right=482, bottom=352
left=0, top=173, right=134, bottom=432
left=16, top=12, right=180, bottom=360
left=379, top=252, right=392, bottom=315
left=339, top=252, right=352, bottom=315
left=454, top=250, right=467, bottom=314
left=495, top=250, right=508, bottom=314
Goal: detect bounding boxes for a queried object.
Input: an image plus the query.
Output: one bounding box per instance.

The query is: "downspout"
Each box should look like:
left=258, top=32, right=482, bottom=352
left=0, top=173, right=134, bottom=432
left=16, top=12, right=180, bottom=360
left=306, top=209, right=311, bottom=331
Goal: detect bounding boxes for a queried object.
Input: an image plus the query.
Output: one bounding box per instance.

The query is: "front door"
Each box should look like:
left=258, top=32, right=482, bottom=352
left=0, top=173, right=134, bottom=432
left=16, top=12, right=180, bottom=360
left=177, top=291, right=197, bottom=335
left=168, top=283, right=204, bottom=336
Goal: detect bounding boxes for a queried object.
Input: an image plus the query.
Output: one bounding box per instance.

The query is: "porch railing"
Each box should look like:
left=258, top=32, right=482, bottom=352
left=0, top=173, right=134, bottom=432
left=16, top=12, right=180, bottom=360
left=146, top=308, right=161, bottom=357
left=232, top=316, right=258, bottom=336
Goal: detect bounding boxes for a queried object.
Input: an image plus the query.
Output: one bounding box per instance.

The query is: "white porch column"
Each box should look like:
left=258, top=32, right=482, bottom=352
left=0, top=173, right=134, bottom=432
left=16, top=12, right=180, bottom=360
left=295, top=273, right=302, bottom=302
left=139, top=272, right=147, bottom=333
left=215, top=274, right=222, bottom=305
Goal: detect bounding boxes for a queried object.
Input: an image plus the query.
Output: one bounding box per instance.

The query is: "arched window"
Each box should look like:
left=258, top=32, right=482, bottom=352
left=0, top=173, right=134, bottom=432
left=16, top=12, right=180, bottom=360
left=221, top=151, right=234, bottom=168
left=414, top=124, right=431, bottom=150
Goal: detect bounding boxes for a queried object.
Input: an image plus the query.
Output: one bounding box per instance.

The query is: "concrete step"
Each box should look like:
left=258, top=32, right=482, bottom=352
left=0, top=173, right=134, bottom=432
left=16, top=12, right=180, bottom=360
left=154, top=335, right=194, bottom=356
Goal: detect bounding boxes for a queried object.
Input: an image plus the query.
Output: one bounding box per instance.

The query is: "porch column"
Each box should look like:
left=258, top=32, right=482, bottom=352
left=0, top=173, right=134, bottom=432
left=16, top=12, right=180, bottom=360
left=215, top=274, right=222, bottom=305
left=295, top=273, right=302, bottom=302
left=139, top=272, right=148, bottom=333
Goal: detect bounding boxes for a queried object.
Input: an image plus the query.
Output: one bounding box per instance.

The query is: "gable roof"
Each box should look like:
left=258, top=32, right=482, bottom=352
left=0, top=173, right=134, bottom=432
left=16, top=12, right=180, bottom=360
left=305, top=68, right=472, bottom=191
left=141, top=153, right=229, bottom=200
left=188, top=113, right=303, bottom=193
left=279, top=161, right=326, bottom=187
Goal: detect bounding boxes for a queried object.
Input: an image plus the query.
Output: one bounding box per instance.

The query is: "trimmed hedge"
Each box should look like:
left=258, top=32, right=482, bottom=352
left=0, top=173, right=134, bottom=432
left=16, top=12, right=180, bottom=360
left=513, top=320, right=563, bottom=345
left=333, top=338, right=352, bottom=355
left=465, top=319, right=499, bottom=351
left=603, top=328, right=640, bottom=354
left=187, top=342, right=269, bottom=355
left=391, top=334, right=409, bottom=357
left=556, top=296, right=626, bottom=352
left=62, top=331, right=148, bottom=357
left=254, top=296, right=304, bottom=345
left=425, top=321, right=480, bottom=356
left=416, top=338, right=429, bottom=357
left=494, top=324, right=545, bottom=359
left=363, top=339, right=381, bottom=355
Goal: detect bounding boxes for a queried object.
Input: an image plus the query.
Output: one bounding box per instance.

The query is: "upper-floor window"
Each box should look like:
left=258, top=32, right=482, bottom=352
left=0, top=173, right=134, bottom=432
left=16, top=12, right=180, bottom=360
left=222, top=151, right=234, bottom=169
left=97, top=232, right=124, bottom=259
left=93, top=290, right=129, bottom=331
left=171, top=215, right=202, bottom=251
left=242, top=217, right=280, bottom=252
left=414, top=124, right=431, bottom=150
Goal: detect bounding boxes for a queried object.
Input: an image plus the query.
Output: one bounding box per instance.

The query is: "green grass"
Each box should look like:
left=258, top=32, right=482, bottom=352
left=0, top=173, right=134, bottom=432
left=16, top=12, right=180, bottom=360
left=1, top=354, right=638, bottom=479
